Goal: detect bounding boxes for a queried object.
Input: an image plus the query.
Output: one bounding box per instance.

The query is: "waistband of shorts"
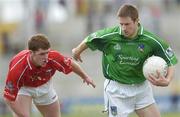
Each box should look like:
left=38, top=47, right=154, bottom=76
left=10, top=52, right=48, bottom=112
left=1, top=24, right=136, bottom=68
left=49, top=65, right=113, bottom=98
left=105, top=77, right=146, bottom=86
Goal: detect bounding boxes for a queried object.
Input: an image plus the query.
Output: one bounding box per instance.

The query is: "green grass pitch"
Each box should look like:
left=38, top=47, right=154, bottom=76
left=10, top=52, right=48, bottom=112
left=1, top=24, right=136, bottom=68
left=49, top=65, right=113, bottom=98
left=1, top=104, right=179, bottom=117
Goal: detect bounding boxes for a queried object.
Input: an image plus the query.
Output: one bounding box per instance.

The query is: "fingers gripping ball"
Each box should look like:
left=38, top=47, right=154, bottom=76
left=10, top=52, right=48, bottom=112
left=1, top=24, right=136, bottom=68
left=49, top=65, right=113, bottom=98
left=143, top=56, right=168, bottom=79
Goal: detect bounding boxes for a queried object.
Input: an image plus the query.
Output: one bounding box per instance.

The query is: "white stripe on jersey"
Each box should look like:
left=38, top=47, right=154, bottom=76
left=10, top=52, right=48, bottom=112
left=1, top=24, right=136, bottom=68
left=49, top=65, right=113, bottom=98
left=144, top=34, right=172, bottom=65
left=27, top=57, right=32, bottom=70
left=140, top=26, right=144, bottom=35
left=17, top=65, right=28, bottom=89
left=100, top=32, right=119, bottom=38
left=106, top=64, right=110, bottom=76
left=49, top=51, right=70, bottom=73
left=87, top=32, right=119, bottom=42
left=50, top=59, right=66, bottom=73
left=10, top=55, right=26, bottom=71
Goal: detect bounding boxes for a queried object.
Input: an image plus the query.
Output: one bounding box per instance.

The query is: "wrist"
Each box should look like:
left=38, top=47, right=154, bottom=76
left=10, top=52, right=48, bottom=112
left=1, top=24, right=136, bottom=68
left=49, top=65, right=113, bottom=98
left=81, top=74, right=89, bottom=80
left=82, top=76, right=88, bottom=80
left=74, top=48, right=82, bottom=56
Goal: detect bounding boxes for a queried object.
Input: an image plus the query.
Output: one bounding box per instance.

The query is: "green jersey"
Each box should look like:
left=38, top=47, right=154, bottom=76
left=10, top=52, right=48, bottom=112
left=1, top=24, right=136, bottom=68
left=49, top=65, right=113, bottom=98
left=85, top=25, right=178, bottom=84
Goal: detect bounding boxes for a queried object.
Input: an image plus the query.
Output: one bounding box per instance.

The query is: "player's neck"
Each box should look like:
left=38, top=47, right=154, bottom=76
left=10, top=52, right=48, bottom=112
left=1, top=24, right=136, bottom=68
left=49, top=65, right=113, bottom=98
left=128, top=27, right=138, bottom=39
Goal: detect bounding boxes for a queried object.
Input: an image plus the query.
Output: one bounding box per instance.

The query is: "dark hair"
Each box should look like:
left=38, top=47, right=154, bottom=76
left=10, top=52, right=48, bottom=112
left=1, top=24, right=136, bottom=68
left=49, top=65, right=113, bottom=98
left=117, top=4, right=139, bottom=22
left=28, top=34, right=50, bottom=51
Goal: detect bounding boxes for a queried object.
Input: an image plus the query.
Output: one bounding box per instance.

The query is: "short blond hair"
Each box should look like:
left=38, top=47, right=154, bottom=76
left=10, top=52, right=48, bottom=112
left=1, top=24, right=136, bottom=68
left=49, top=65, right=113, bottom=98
left=117, top=4, right=139, bottom=22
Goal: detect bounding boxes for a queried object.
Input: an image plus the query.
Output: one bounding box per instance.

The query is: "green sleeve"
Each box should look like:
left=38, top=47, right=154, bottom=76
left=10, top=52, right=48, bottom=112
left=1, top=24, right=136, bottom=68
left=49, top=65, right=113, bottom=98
left=85, top=26, right=118, bottom=51
left=151, top=37, right=178, bottom=66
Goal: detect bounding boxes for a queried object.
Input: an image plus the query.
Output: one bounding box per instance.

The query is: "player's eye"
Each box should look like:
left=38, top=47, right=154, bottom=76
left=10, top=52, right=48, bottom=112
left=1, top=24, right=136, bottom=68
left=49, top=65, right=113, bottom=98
left=39, top=52, right=48, bottom=56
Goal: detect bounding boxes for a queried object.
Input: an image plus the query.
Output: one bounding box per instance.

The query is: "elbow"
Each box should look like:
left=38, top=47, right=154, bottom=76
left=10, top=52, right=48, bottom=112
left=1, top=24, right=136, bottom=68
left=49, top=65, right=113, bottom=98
left=3, top=97, right=11, bottom=104
left=3, top=96, right=15, bottom=105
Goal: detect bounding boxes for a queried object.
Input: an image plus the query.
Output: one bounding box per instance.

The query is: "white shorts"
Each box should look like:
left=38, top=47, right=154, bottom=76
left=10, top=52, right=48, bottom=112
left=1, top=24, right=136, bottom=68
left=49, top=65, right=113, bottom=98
left=104, top=79, right=155, bottom=117
left=18, top=80, right=58, bottom=105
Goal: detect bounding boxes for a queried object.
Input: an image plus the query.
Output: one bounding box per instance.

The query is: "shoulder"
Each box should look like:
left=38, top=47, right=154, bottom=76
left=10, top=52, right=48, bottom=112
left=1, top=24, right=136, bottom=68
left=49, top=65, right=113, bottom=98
left=48, top=50, right=64, bottom=60
left=103, top=25, right=120, bottom=32
left=141, top=29, right=169, bottom=50
left=87, top=26, right=120, bottom=40
left=11, top=50, right=29, bottom=63
left=99, top=26, right=119, bottom=35
left=141, top=29, right=167, bottom=45
left=12, top=50, right=29, bottom=59
left=142, top=29, right=161, bottom=41
left=9, top=50, right=29, bottom=70
left=48, top=50, right=72, bottom=67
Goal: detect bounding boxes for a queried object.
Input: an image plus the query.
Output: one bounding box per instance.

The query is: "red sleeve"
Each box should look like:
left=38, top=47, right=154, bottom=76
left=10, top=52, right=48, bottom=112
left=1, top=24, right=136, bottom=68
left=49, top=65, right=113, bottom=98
left=49, top=51, right=73, bottom=74
left=3, top=60, right=24, bottom=101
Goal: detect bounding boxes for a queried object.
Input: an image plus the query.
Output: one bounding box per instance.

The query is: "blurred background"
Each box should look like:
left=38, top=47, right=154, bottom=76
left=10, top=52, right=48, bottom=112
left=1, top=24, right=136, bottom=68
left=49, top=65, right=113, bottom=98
left=0, top=0, right=180, bottom=117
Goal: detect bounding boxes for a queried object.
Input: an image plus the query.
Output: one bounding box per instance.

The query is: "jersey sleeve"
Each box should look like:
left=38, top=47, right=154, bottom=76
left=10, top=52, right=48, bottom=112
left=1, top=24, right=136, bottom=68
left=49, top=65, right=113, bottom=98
left=4, top=61, right=23, bottom=101
left=151, top=37, right=178, bottom=66
left=85, top=27, right=116, bottom=51
left=49, top=51, right=73, bottom=74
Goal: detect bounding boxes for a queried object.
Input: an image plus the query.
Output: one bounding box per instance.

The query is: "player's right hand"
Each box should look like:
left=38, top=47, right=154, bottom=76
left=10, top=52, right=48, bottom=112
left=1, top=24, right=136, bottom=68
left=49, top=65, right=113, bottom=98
left=72, top=48, right=83, bottom=62
left=83, top=77, right=96, bottom=88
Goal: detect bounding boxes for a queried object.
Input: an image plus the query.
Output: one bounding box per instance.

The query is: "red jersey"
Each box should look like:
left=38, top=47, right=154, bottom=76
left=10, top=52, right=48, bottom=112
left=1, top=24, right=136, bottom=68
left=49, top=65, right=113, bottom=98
left=4, top=50, right=72, bottom=101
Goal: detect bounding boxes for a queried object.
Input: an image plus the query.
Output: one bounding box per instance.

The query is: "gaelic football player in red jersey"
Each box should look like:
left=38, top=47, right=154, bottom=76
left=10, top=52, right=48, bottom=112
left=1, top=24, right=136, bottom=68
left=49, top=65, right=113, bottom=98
left=3, top=34, right=96, bottom=117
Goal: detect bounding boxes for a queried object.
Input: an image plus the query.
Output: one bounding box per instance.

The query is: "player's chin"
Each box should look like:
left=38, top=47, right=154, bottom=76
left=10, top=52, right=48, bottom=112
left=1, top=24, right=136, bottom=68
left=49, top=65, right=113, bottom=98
left=124, top=34, right=130, bottom=38
left=41, top=62, right=47, bottom=67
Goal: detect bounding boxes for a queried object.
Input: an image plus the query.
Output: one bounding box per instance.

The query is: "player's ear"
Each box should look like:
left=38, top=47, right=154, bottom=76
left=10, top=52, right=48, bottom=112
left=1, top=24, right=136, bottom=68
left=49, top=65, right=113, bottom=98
left=29, top=50, right=33, bottom=54
left=135, top=18, right=139, bottom=23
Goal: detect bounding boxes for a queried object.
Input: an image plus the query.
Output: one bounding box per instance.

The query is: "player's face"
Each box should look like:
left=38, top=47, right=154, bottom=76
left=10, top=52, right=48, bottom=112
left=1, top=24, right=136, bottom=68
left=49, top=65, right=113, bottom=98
left=30, top=48, right=50, bottom=67
left=119, top=16, right=139, bottom=38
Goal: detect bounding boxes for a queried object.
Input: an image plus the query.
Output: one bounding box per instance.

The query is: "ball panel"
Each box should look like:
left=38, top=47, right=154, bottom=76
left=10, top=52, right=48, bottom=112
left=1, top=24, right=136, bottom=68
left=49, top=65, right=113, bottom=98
left=143, top=56, right=168, bottom=79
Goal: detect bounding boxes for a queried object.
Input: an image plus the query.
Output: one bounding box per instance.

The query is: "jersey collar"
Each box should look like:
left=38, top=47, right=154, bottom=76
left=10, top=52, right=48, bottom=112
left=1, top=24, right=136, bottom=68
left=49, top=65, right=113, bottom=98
left=118, top=23, right=144, bottom=36
left=27, top=51, right=39, bottom=70
left=27, top=52, right=33, bottom=70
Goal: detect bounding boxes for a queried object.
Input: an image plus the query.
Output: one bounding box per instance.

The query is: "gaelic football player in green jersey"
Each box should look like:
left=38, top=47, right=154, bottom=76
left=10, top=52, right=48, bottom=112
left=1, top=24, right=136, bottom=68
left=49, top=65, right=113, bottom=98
left=72, top=4, right=178, bottom=117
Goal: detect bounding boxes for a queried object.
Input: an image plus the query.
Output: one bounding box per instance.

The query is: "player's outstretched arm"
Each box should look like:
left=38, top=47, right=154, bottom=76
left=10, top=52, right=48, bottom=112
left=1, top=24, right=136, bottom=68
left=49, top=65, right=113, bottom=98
left=72, top=39, right=88, bottom=62
left=71, top=60, right=96, bottom=88
left=148, top=66, right=175, bottom=87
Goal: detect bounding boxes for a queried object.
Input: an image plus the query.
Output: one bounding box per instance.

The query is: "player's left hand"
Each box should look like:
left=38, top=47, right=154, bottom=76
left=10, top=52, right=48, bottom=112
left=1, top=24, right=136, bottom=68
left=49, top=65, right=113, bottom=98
left=83, top=77, right=96, bottom=88
left=147, top=70, right=170, bottom=87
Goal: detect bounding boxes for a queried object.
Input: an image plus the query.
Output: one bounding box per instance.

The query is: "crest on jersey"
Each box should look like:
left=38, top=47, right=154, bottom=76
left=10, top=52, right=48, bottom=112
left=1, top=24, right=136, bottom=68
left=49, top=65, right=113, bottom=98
left=46, top=69, right=52, bottom=73
left=166, top=47, right=174, bottom=58
left=138, top=44, right=145, bottom=52
left=30, top=73, right=42, bottom=81
left=114, top=44, right=121, bottom=50
left=5, top=81, right=15, bottom=93
left=110, top=106, right=117, bottom=116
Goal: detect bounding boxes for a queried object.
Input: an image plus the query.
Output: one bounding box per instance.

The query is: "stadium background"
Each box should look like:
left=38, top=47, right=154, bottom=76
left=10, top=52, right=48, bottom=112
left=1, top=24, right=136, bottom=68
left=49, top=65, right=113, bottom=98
left=0, top=0, right=180, bottom=116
